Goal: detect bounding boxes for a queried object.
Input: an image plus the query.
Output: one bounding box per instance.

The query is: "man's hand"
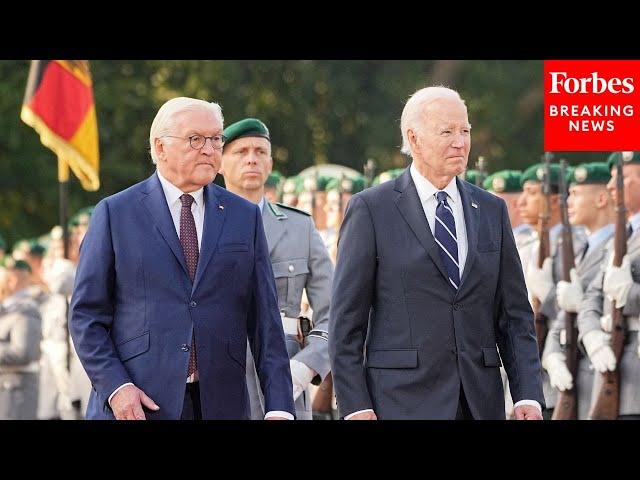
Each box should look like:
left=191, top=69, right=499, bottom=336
left=514, top=405, right=543, bottom=420
left=542, top=352, right=573, bottom=391
left=111, top=384, right=159, bottom=420
left=556, top=269, right=583, bottom=313
left=582, top=330, right=616, bottom=373
left=527, top=257, right=554, bottom=302
left=603, top=255, right=633, bottom=307
left=346, top=411, right=377, bottom=420
left=290, top=359, right=315, bottom=401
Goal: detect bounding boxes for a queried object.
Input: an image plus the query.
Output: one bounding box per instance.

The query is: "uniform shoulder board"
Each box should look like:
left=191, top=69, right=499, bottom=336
left=274, top=202, right=311, bottom=217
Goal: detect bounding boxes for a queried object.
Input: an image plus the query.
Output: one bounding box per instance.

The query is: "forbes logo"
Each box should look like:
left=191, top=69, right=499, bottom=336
left=549, top=72, right=634, bottom=94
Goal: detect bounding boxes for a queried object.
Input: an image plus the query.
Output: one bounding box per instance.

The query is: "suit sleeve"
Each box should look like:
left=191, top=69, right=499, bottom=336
left=69, top=200, right=131, bottom=408
left=247, top=204, right=295, bottom=416
left=292, top=216, right=334, bottom=380
left=494, top=199, right=545, bottom=407
left=329, top=194, right=377, bottom=417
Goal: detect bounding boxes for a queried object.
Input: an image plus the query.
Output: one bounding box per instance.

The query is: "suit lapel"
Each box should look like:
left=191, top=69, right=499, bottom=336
left=457, top=178, right=478, bottom=290
left=262, top=203, right=287, bottom=256
left=394, top=169, right=450, bottom=285
left=141, top=173, right=190, bottom=279
left=192, top=183, right=226, bottom=292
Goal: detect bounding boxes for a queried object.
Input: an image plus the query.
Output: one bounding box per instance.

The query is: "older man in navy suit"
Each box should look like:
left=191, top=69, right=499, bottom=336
left=329, top=86, right=544, bottom=420
left=70, top=97, right=294, bottom=420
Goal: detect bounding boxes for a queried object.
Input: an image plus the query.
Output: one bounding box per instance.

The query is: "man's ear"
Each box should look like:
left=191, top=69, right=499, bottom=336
left=154, top=138, right=166, bottom=163
left=407, top=128, right=419, bottom=152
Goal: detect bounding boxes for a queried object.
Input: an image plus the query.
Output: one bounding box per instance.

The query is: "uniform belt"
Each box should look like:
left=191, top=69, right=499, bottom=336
left=0, top=361, right=39, bottom=374
left=282, top=316, right=301, bottom=336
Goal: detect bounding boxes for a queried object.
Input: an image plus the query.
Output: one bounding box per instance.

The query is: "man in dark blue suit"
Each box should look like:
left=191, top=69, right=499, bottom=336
left=70, top=97, right=294, bottom=420
left=329, top=86, right=544, bottom=420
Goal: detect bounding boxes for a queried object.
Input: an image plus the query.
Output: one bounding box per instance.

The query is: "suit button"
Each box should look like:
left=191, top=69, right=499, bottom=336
left=454, top=303, right=463, bottom=311
left=190, top=301, right=197, bottom=307
left=288, top=264, right=295, bottom=273
left=181, top=344, right=190, bottom=352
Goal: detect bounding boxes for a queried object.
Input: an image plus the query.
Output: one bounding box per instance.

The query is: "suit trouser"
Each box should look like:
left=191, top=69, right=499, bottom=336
left=455, top=387, right=473, bottom=420
left=181, top=382, right=202, bottom=420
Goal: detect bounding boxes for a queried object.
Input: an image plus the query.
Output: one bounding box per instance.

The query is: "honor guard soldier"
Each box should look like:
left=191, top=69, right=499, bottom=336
left=221, top=118, right=334, bottom=420
left=578, top=152, right=640, bottom=419
left=543, top=162, right=614, bottom=419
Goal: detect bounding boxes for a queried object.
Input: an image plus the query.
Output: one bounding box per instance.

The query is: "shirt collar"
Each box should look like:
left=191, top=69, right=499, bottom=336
left=156, top=169, right=204, bottom=208
left=410, top=162, right=459, bottom=204
left=630, top=212, right=640, bottom=234
left=587, top=223, right=615, bottom=251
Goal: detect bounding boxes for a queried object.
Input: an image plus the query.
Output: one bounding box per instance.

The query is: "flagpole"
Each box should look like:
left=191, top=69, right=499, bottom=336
left=58, top=158, right=70, bottom=260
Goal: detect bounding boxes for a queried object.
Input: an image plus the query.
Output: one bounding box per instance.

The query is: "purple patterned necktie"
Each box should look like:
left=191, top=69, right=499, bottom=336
left=180, top=194, right=198, bottom=377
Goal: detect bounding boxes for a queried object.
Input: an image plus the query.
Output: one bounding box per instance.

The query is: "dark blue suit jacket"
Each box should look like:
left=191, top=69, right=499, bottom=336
left=70, top=172, right=294, bottom=419
left=329, top=168, right=544, bottom=419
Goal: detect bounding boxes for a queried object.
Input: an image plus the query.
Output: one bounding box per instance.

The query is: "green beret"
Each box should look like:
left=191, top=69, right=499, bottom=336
left=570, top=162, right=611, bottom=185
left=326, top=175, right=365, bottom=194
left=28, top=241, right=46, bottom=257
left=373, top=168, right=404, bottom=186
left=483, top=170, right=523, bottom=193
left=69, top=206, right=95, bottom=228
left=223, top=118, right=270, bottom=148
left=2, top=257, right=31, bottom=273
left=283, top=176, right=304, bottom=195
left=521, top=162, right=562, bottom=188
left=606, top=151, right=640, bottom=171
left=462, top=169, right=486, bottom=187
left=265, top=171, right=282, bottom=188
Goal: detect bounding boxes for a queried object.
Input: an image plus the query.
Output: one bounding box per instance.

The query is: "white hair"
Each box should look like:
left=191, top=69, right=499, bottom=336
left=400, top=86, right=465, bottom=157
left=149, top=97, right=224, bottom=164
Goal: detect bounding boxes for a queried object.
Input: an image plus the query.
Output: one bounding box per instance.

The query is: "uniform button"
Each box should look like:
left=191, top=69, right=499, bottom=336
left=288, top=264, right=294, bottom=273
left=181, top=344, right=190, bottom=352
left=190, top=301, right=197, bottom=307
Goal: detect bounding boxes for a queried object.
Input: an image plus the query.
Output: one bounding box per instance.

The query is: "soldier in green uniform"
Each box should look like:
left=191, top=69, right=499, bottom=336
left=220, top=118, right=334, bottom=420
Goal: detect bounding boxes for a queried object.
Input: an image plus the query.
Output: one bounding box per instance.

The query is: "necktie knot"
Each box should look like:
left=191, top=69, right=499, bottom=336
left=180, top=194, right=195, bottom=208
left=436, top=191, right=449, bottom=204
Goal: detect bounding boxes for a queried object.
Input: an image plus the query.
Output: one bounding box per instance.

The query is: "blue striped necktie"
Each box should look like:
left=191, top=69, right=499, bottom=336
left=434, top=191, right=460, bottom=289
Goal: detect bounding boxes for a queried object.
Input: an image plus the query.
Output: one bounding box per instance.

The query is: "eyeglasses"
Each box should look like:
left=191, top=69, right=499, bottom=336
left=161, top=134, right=226, bottom=150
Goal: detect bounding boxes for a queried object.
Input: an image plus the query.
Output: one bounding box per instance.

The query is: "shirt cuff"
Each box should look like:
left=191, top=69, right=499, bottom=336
left=264, top=411, right=294, bottom=420
left=108, top=382, right=134, bottom=407
left=513, top=399, right=542, bottom=413
left=344, top=409, right=375, bottom=420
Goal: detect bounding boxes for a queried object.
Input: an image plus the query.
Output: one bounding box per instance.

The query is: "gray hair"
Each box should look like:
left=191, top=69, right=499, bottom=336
left=149, top=97, right=224, bottom=164
left=400, top=86, right=465, bottom=157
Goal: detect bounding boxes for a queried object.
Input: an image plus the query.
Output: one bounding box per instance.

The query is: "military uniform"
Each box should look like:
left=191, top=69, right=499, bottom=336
left=0, top=287, right=42, bottom=419
left=578, top=152, right=640, bottom=418
left=245, top=201, right=334, bottom=419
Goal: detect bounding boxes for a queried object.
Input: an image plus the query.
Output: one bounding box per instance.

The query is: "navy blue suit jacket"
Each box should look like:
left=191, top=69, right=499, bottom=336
left=329, top=168, right=544, bottom=419
left=70, top=172, right=294, bottom=419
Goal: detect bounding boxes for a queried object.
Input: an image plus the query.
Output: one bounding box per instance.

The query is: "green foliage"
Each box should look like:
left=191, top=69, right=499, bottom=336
left=0, top=60, right=606, bottom=248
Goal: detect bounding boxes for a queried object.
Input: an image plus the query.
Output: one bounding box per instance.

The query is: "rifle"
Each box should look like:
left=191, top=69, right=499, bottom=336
left=363, top=159, right=376, bottom=189
left=552, top=159, right=578, bottom=420
left=533, top=152, right=553, bottom=358
left=589, top=153, right=628, bottom=419
left=475, top=156, right=487, bottom=187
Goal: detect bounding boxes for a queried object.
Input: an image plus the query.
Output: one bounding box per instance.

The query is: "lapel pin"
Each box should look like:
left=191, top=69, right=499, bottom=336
left=471, top=202, right=478, bottom=209
left=219, top=205, right=224, bottom=210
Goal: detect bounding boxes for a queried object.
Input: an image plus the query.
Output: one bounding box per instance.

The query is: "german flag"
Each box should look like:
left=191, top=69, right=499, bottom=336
left=21, top=60, right=100, bottom=191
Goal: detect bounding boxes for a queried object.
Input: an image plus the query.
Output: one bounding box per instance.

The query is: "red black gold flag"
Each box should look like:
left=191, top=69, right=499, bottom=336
left=21, top=60, right=100, bottom=191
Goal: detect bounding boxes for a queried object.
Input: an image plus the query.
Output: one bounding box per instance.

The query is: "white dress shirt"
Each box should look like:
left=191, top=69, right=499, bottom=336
left=345, top=164, right=541, bottom=418
left=110, top=172, right=292, bottom=419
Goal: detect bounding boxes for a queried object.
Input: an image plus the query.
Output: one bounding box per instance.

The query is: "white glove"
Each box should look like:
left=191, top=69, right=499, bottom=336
left=556, top=269, right=583, bottom=313
left=600, top=314, right=613, bottom=333
left=527, top=257, right=554, bottom=303
left=603, top=255, right=633, bottom=308
left=582, top=330, right=616, bottom=373
left=542, top=352, right=573, bottom=391
left=290, top=359, right=315, bottom=401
